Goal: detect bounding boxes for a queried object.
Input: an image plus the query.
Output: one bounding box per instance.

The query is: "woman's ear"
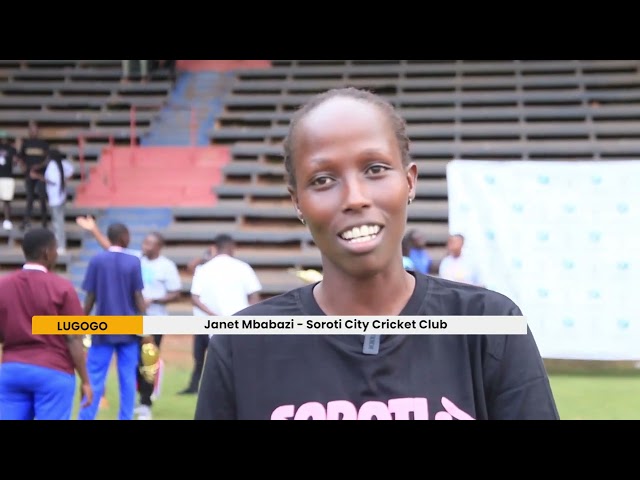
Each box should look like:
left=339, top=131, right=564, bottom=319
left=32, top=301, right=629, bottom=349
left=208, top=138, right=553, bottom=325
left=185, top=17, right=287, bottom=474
left=288, top=185, right=303, bottom=221
left=406, top=162, right=418, bottom=202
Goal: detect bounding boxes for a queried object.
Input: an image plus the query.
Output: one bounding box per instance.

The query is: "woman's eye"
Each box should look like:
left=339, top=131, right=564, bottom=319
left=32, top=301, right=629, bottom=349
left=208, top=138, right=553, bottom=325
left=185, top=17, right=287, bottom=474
left=367, top=165, right=389, bottom=175
left=311, top=176, right=332, bottom=186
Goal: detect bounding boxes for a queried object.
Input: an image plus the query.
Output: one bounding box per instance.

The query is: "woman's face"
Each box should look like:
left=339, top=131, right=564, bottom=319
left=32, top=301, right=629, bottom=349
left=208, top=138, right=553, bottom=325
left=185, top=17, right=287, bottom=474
left=289, top=96, right=417, bottom=278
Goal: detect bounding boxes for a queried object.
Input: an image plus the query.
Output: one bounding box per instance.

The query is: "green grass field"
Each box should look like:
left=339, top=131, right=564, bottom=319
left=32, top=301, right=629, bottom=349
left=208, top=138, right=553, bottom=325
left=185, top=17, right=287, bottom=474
left=73, top=363, right=198, bottom=420
left=548, top=373, right=640, bottom=420
left=70, top=336, right=640, bottom=420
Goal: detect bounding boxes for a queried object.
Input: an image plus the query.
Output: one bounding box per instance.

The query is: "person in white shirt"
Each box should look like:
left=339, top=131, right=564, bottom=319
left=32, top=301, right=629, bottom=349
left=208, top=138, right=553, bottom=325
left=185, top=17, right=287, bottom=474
left=438, top=234, right=483, bottom=287
left=191, top=234, right=262, bottom=338
left=179, top=259, right=215, bottom=395
left=32, top=149, right=73, bottom=254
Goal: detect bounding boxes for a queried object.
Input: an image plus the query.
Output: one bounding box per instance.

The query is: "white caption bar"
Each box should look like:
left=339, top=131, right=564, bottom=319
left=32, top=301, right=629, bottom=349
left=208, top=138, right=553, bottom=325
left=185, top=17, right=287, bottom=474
left=142, top=316, right=527, bottom=335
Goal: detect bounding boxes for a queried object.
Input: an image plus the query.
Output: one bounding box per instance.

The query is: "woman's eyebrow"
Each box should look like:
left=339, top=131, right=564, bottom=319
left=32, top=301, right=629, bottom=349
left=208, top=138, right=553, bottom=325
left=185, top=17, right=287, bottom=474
left=306, top=156, right=335, bottom=169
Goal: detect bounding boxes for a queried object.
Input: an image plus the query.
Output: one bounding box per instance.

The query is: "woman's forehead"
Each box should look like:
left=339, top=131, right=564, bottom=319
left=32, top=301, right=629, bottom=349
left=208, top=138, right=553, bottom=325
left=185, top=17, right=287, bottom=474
left=296, top=97, right=392, bottom=146
left=303, top=96, right=381, bottom=126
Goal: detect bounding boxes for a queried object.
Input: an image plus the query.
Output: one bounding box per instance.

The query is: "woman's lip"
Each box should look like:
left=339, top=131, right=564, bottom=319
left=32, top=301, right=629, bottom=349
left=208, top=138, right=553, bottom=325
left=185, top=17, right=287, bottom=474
left=336, top=228, right=384, bottom=255
left=337, top=224, right=384, bottom=238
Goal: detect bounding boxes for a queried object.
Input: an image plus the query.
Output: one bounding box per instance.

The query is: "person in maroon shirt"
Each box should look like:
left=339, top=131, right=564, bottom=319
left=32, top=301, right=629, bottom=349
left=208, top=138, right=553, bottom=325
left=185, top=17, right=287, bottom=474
left=0, top=228, right=93, bottom=420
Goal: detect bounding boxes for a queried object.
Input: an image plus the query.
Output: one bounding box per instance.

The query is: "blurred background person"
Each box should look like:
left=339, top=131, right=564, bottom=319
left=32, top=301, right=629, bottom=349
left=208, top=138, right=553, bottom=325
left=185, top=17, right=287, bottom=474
left=438, top=234, right=482, bottom=286
left=75, top=216, right=181, bottom=418
left=0, top=130, right=17, bottom=231
left=179, top=243, right=218, bottom=395
left=122, top=60, right=149, bottom=83
left=190, top=233, right=262, bottom=329
left=405, top=229, right=432, bottom=275
left=0, top=228, right=92, bottom=420
left=29, top=149, right=73, bottom=254
left=402, top=232, right=415, bottom=272
left=77, top=223, right=152, bottom=421
left=17, top=120, right=49, bottom=230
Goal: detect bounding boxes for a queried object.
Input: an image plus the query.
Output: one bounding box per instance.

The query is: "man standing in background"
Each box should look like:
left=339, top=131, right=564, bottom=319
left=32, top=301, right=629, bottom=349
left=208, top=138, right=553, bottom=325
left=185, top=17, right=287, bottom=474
left=190, top=234, right=262, bottom=330
left=186, top=234, right=261, bottom=395
left=17, top=121, right=49, bottom=230
left=133, top=231, right=181, bottom=419
left=0, top=228, right=93, bottom=420
left=77, top=223, right=153, bottom=421
left=179, top=244, right=216, bottom=395
left=75, top=215, right=182, bottom=419
left=0, top=131, right=17, bottom=231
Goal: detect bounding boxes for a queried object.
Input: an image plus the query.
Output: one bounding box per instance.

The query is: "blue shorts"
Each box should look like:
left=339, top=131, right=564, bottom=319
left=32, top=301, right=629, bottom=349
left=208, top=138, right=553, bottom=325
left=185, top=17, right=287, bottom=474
left=0, top=362, right=76, bottom=420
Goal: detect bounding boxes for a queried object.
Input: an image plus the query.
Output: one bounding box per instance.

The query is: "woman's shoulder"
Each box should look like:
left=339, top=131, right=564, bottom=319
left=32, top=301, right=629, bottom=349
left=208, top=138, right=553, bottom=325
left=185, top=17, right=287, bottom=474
left=420, top=273, right=521, bottom=316
left=234, top=284, right=313, bottom=316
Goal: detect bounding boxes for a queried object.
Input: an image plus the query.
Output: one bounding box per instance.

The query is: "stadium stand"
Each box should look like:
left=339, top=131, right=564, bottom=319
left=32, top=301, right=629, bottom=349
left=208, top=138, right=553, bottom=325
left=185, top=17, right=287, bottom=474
left=0, top=59, right=173, bottom=268
left=3, top=59, right=640, bottom=315
left=191, top=59, right=640, bottom=311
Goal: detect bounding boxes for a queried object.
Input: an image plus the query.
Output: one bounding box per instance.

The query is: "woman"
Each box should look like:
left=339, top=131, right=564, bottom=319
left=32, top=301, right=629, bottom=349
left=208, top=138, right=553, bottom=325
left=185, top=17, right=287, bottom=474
left=194, top=87, right=560, bottom=420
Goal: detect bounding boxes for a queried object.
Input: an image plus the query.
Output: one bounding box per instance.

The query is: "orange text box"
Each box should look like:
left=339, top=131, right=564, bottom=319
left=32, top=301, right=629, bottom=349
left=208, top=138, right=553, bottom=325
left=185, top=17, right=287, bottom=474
left=32, top=316, right=143, bottom=335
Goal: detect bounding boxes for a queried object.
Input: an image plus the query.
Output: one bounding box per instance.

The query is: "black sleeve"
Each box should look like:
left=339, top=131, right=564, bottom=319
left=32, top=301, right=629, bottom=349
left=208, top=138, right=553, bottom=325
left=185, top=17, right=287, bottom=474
left=484, top=303, right=560, bottom=420
left=194, top=335, right=236, bottom=420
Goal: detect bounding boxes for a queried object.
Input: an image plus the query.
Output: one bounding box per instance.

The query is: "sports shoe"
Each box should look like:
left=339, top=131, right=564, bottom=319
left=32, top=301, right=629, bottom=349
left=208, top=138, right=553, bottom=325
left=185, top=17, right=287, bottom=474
left=135, top=405, right=152, bottom=420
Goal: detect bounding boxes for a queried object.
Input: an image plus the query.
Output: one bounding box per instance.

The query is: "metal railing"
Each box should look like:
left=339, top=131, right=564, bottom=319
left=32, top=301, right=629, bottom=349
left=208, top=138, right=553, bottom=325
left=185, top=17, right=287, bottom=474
left=77, top=103, right=199, bottom=191
left=77, top=133, right=115, bottom=191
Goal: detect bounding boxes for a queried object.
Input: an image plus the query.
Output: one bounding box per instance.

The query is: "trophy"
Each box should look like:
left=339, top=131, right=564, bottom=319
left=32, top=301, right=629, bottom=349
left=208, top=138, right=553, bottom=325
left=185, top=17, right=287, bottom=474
left=139, top=342, right=160, bottom=384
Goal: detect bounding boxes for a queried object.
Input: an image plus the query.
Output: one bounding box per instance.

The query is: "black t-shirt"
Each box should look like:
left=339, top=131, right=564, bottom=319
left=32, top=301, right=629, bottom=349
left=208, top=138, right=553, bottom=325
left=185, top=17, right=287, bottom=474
left=194, top=272, right=560, bottom=420
left=19, top=138, right=49, bottom=174
left=0, top=144, right=17, bottom=178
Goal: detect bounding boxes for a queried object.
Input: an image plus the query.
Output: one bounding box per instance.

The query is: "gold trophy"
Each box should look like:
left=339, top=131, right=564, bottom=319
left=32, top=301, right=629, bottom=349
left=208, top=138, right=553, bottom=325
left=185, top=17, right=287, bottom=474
left=139, top=342, right=160, bottom=384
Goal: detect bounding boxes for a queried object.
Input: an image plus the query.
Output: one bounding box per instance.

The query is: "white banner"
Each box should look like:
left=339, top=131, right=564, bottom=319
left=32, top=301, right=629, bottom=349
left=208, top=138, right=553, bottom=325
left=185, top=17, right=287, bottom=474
left=446, top=159, right=640, bottom=360
left=33, top=315, right=527, bottom=336
left=139, top=316, right=527, bottom=335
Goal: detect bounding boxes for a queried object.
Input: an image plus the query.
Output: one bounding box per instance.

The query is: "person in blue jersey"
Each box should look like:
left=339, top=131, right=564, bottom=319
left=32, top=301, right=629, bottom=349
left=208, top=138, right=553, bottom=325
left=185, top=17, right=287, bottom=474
left=77, top=222, right=155, bottom=421
left=75, top=215, right=182, bottom=418
left=194, top=87, right=560, bottom=421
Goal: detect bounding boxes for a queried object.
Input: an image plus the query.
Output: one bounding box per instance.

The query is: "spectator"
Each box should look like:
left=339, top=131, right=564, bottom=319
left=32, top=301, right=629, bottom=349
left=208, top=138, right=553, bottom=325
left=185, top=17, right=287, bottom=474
left=77, top=223, right=154, bottom=421
left=438, top=234, right=483, bottom=286
left=401, top=233, right=415, bottom=271
left=75, top=215, right=181, bottom=419
left=406, top=228, right=432, bottom=274
left=122, top=60, right=149, bottom=83
left=0, top=131, right=17, bottom=231
left=17, top=121, right=49, bottom=230
left=178, top=244, right=217, bottom=395
left=190, top=234, right=262, bottom=334
left=30, top=149, right=73, bottom=254
left=0, top=228, right=93, bottom=420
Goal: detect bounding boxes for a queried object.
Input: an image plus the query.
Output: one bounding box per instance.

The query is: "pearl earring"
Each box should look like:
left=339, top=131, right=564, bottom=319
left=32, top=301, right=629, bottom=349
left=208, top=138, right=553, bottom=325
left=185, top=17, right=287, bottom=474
left=408, top=197, right=413, bottom=205
left=300, top=217, right=306, bottom=225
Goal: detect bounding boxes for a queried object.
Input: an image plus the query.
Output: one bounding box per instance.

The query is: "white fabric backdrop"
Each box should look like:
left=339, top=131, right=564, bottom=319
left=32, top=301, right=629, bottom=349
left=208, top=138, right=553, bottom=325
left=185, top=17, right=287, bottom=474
left=445, top=159, right=640, bottom=360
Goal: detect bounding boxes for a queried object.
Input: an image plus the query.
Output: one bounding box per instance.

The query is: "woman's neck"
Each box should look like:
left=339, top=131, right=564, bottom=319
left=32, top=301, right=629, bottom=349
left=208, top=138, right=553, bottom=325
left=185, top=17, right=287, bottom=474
left=314, top=261, right=415, bottom=316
